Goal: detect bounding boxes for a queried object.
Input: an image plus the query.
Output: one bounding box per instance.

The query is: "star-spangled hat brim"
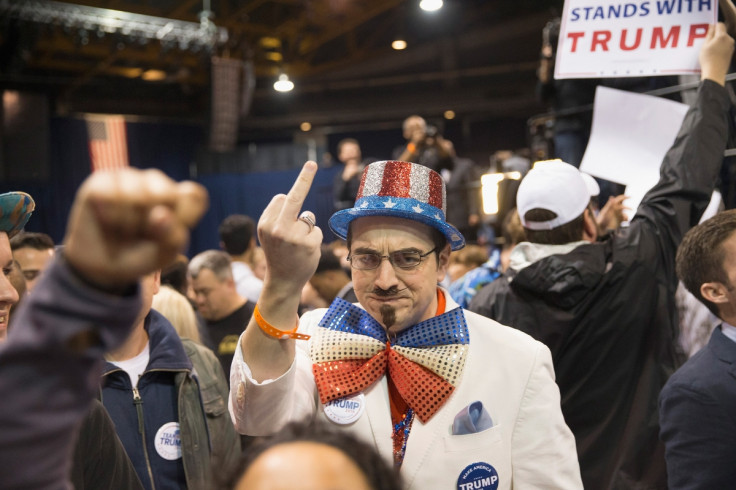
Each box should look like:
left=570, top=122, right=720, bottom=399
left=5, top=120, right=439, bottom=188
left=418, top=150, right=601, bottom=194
left=328, top=196, right=465, bottom=251
left=0, top=192, right=35, bottom=238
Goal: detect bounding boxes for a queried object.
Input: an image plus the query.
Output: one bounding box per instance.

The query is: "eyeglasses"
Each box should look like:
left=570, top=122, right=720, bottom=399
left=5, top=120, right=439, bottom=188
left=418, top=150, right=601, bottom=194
left=347, top=248, right=437, bottom=271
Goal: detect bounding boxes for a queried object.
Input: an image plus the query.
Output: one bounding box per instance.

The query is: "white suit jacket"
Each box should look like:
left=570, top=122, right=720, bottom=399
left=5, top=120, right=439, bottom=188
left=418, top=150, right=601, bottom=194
left=229, top=294, right=582, bottom=489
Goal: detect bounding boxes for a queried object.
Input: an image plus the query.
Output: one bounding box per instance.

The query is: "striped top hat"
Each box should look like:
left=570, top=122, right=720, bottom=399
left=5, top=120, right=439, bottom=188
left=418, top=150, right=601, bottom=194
left=328, top=160, right=465, bottom=250
left=0, top=192, right=34, bottom=238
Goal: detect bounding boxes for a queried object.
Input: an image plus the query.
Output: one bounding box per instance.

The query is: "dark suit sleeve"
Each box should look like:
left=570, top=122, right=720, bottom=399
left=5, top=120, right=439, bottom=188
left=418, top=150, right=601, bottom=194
left=659, top=379, right=736, bottom=489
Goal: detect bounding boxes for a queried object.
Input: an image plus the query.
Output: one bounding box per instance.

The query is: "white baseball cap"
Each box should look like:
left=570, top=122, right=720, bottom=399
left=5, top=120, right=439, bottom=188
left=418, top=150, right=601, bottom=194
left=516, top=160, right=590, bottom=231
left=580, top=172, right=600, bottom=197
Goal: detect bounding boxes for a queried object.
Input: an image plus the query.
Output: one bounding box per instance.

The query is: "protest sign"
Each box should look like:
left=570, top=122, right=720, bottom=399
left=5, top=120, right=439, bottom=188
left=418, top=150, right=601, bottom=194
left=555, top=0, right=717, bottom=79
left=580, top=85, right=689, bottom=211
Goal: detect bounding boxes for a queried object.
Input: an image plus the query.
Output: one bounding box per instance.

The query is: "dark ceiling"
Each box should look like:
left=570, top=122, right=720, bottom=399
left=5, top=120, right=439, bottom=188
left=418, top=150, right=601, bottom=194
left=0, top=0, right=561, bottom=141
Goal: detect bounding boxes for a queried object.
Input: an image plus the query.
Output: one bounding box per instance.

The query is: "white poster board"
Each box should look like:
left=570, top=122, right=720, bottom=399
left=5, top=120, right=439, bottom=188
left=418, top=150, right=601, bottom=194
left=580, top=86, right=689, bottom=211
left=556, top=0, right=717, bottom=79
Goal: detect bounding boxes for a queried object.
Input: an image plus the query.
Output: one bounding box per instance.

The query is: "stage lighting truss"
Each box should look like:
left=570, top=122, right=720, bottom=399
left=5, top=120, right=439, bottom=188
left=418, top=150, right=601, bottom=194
left=0, top=0, right=228, bottom=53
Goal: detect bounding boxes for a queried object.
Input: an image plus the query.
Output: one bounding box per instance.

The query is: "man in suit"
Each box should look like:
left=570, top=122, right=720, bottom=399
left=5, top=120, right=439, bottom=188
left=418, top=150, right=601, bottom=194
left=229, top=159, right=582, bottom=489
left=660, top=209, right=736, bottom=489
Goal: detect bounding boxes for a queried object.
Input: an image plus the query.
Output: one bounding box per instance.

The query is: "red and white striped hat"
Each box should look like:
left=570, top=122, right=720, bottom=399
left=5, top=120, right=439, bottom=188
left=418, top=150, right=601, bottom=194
left=328, top=160, right=465, bottom=250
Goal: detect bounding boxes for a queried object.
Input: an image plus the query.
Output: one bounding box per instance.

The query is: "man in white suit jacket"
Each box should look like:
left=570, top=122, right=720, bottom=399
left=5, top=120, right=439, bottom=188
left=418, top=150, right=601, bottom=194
left=230, top=160, right=582, bottom=489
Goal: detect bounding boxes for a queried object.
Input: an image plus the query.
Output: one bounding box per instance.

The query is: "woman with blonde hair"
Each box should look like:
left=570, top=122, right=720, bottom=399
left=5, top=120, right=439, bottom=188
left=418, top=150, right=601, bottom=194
left=152, top=284, right=202, bottom=344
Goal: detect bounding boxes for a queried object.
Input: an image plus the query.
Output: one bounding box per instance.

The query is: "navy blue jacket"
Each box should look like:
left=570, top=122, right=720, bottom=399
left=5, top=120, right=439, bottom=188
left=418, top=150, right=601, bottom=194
left=102, top=311, right=192, bottom=489
left=101, top=310, right=241, bottom=490
left=659, top=327, right=736, bottom=489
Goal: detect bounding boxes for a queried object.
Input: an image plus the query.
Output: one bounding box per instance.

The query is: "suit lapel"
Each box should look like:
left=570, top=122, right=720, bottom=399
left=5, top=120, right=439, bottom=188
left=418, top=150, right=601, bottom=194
left=400, top=294, right=468, bottom=487
left=399, top=385, right=463, bottom=488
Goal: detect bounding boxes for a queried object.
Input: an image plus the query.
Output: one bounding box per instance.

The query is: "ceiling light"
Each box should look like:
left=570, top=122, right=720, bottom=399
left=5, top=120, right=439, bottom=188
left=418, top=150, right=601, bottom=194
left=119, top=67, right=144, bottom=78
left=419, top=0, right=443, bottom=12
left=444, top=110, right=455, bottom=119
left=274, top=73, right=294, bottom=92
left=259, top=37, right=282, bottom=49
left=300, top=122, right=312, bottom=132
left=392, top=39, right=407, bottom=50
left=141, top=69, right=166, bottom=81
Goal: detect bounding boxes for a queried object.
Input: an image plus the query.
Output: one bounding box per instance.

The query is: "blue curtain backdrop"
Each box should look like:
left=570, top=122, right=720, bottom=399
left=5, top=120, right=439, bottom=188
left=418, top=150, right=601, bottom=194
left=189, top=166, right=339, bottom=254
left=0, top=116, right=340, bottom=256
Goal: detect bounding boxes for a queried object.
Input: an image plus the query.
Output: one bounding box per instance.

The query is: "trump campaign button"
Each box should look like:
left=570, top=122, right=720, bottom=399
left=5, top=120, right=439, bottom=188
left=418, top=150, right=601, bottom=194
left=323, top=393, right=365, bottom=425
left=457, top=462, right=499, bottom=490
left=154, top=422, right=182, bottom=461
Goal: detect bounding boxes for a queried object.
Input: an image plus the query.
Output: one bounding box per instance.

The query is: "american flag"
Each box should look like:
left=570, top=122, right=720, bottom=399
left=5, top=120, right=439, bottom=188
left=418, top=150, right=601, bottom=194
left=86, top=115, right=129, bottom=172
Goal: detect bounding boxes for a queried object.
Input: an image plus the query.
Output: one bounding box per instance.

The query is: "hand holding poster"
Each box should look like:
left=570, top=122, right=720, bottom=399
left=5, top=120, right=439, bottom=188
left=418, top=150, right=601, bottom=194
left=555, top=0, right=717, bottom=78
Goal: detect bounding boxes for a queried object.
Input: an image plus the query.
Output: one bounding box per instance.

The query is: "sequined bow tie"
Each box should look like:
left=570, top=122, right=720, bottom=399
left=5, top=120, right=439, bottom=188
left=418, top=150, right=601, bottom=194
left=311, top=297, right=469, bottom=423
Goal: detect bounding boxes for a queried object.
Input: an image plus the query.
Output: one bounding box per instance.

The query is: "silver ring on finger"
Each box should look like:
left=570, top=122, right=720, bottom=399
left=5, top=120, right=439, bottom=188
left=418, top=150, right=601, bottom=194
left=298, top=211, right=316, bottom=232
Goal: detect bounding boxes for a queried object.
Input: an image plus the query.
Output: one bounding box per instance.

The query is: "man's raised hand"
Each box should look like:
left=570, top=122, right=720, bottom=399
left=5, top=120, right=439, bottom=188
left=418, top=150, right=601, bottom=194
left=257, top=161, right=323, bottom=297
left=63, top=168, right=208, bottom=291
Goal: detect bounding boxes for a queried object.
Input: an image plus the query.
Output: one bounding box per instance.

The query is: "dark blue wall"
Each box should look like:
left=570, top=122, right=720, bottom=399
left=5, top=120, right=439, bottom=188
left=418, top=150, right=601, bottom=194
left=0, top=116, right=340, bottom=257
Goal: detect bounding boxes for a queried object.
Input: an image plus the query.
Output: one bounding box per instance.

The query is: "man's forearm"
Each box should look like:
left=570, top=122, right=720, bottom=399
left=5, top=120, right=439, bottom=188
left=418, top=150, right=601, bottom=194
left=0, top=258, right=141, bottom=489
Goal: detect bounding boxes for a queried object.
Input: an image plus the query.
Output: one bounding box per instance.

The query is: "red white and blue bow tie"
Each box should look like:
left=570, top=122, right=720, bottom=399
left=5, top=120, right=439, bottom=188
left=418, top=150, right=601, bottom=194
left=311, top=297, right=470, bottom=423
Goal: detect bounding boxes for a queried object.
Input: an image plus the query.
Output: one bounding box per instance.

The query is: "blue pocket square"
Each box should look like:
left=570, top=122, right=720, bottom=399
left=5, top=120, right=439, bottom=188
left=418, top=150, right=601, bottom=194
left=452, top=401, right=493, bottom=435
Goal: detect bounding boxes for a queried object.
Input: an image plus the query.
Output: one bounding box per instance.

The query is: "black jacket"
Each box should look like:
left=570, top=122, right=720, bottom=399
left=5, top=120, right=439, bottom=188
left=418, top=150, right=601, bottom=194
left=470, top=80, right=731, bottom=490
left=71, top=400, right=144, bottom=490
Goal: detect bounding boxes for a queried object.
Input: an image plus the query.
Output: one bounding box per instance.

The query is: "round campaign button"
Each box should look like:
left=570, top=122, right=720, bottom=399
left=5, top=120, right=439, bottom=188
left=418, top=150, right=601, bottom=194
left=154, top=422, right=182, bottom=461
left=323, top=393, right=365, bottom=425
left=457, top=462, right=499, bottom=490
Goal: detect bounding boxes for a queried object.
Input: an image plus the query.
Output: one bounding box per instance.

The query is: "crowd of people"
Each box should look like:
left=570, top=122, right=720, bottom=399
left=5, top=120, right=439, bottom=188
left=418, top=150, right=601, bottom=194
left=2, top=11, right=736, bottom=490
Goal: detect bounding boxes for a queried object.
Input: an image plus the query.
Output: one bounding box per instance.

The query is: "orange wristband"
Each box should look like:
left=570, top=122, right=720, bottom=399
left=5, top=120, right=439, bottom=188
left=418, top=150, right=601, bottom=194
left=407, top=142, right=417, bottom=154
left=254, top=304, right=310, bottom=341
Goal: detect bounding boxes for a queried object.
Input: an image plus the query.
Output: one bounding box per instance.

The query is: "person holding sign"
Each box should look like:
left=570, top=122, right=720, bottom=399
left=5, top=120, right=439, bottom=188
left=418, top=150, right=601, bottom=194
left=229, top=160, right=583, bottom=489
left=470, top=22, right=733, bottom=490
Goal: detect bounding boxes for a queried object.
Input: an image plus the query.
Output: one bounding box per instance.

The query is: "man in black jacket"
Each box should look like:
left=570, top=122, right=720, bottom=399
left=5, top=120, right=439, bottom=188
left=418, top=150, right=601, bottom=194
left=469, top=23, right=734, bottom=490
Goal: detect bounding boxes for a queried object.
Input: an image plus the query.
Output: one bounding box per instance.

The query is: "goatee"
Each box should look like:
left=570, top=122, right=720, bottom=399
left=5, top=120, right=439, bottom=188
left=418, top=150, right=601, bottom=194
left=380, top=304, right=396, bottom=329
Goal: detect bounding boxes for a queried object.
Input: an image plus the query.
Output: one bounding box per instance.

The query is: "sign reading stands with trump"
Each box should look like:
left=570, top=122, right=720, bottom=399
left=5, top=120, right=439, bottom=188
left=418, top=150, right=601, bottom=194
left=555, top=0, right=717, bottom=78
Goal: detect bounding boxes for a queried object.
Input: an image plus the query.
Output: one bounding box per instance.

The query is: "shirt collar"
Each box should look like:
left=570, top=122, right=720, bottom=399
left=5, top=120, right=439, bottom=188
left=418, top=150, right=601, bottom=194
left=720, top=322, right=736, bottom=344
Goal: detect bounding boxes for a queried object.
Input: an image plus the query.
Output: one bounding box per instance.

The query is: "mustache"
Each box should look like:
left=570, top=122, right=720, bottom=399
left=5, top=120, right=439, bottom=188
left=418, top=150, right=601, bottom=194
left=370, top=286, right=407, bottom=297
